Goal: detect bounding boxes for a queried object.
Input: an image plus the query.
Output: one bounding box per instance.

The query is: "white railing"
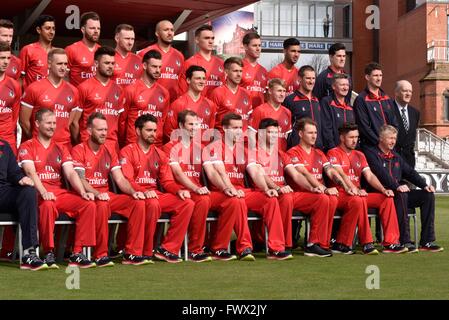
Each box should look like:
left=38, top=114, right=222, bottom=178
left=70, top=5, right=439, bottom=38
left=416, top=128, right=449, bottom=163
left=427, top=40, right=449, bottom=62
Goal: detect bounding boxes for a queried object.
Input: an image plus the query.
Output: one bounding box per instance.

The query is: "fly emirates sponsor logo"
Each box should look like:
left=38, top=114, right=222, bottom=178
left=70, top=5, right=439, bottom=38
left=54, top=103, right=70, bottom=118
left=0, top=100, right=12, bottom=113
left=160, top=67, right=179, bottom=80
left=246, top=80, right=265, bottom=93
left=97, top=102, right=120, bottom=116
left=136, top=171, right=157, bottom=185
left=38, top=165, right=60, bottom=180
left=137, top=103, right=163, bottom=118
left=227, top=166, right=244, bottom=180
left=89, top=172, right=108, bottom=186
left=81, top=65, right=96, bottom=79
left=206, top=74, right=222, bottom=87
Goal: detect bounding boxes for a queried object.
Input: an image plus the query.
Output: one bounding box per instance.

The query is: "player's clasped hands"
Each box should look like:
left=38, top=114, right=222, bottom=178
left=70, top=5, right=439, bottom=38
left=81, top=192, right=95, bottom=201
left=41, top=191, right=56, bottom=201
left=144, top=190, right=159, bottom=199
left=195, top=186, right=210, bottom=195
left=177, top=189, right=191, bottom=200
left=95, top=192, right=110, bottom=201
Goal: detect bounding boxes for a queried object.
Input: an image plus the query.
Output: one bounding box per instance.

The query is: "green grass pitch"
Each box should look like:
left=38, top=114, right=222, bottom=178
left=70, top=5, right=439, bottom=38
left=1, top=195, right=449, bottom=300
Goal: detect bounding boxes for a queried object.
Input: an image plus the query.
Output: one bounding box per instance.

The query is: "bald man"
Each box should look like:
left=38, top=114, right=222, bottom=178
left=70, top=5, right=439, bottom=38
left=137, top=20, right=184, bottom=102
left=391, top=80, right=420, bottom=168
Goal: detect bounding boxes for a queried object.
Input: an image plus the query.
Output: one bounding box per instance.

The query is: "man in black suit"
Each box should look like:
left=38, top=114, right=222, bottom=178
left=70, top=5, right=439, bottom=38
left=392, top=80, right=420, bottom=168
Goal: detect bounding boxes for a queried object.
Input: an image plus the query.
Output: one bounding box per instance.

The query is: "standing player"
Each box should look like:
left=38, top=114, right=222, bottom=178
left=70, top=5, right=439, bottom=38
left=364, top=125, right=443, bottom=253
left=283, top=65, right=323, bottom=149
left=203, top=113, right=292, bottom=260
left=0, top=20, right=22, bottom=81
left=327, top=123, right=407, bottom=254
left=240, top=32, right=267, bottom=108
left=65, top=12, right=101, bottom=87
left=256, top=118, right=332, bottom=252
left=267, top=38, right=300, bottom=96
left=71, top=46, right=125, bottom=148
left=121, top=50, right=169, bottom=147
left=313, top=43, right=352, bottom=102
left=19, top=15, right=55, bottom=89
left=72, top=112, right=148, bottom=266
left=178, top=25, right=224, bottom=98
left=138, top=20, right=184, bottom=103
left=163, top=110, right=248, bottom=261
left=112, top=24, right=142, bottom=87
left=248, top=78, right=292, bottom=152
left=353, top=62, right=398, bottom=149
left=286, top=118, right=377, bottom=255
left=20, top=48, right=79, bottom=149
left=120, top=114, right=194, bottom=263
left=18, top=108, right=96, bottom=269
left=209, top=57, right=252, bottom=132
left=164, top=65, right=216, bottom=142
left=0, top=41, right=21, bottom=154
left=321, top=74, right=354, bottom=151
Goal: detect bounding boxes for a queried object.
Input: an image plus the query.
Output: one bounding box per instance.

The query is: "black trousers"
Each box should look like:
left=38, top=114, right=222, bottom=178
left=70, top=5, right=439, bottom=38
left=0, top=185, right=39, bottom=249
left=394, top=190, right=436, bottom=245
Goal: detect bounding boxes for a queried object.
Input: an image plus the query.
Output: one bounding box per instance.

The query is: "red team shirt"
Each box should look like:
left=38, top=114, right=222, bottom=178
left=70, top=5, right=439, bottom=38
left=21, top=79, right=79, bottom=147
left=179, top=53, right=225, bottom=98
left=248, top=103, right=292, bottom=152
left=119, top=143, right=181, bottom=194
left=112, top=51, right=143, bottom=87
left=327, top=146, right=370, bottom=189
left=121, top=79, right=169, bottom=146
left=256, top=148, right=293, bottom=188
left=241, top=58, right=268, bottom=108
left=0, top=76, right=21, bottom=152
left=267, top=63, right=300, bottom=96
left=19, top=42, right=49, bottom=89
left=209, top=85, right=253, bottom=132
left=6, top=55, right=22, bottom=80
left=287, top=145, right=329, bottom=186
left=71, top=142, right=120, bottom=193
left=138, top=44, right=184, bottom=102
left=18, top=138, right=73, bottom=191
left=164, top=93, right=216, bottom=141
left=162, top=140, right=203, bottom=188
left=65, top=41, right=101, bottom=87
left=77, top=77, right=125, bottom=146
left=203, top=140, right=250, bottom=190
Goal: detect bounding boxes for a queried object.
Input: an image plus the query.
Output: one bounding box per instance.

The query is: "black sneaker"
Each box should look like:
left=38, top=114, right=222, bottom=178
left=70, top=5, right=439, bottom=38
left=154, top=247, right=183, bottom=263
left=143, top=255, right=155, bottom=264
left=44, top=252, right=59, bottom=269
left=404, top=243, right=419, bottom=253
left=20, top=251, right=48, bottom=271
left=0, top=251, right=14, bottom=262
left=69, top=252, right=96, bottom=269
left=189, top=252, right=212, bottom=262
left=122, top=253, right=149, bottom=265
left=331, top=243, right=355, bottom=255
left=304, top=244, right=332, bottom=257
left=211, top=249, right=237, bottom=261
left=95, top=256, right=115, bottom=268
left=383, top=244, right=408, bottom=254
left=267, top=250, right=293, bottom=260
left=239, top=248, right=256, bottom=261
left=362, top=243, right=379, bottom=255
left=419, top=242, right=444, bottom=252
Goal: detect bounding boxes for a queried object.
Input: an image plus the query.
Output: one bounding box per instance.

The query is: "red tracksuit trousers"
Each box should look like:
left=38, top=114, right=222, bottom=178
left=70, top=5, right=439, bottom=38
left=38, top=189, right=96, bottom=253
left=278, top=192, right=331, bottom=249
left=234, top=189, right=285, bottom=254
left=332, top=193, right=373, bottom=247
left=94, top=193, right=146, bottom=258
left=143, top=192, right=194, bottom=256
left=365, top=193, right=400, bottom=246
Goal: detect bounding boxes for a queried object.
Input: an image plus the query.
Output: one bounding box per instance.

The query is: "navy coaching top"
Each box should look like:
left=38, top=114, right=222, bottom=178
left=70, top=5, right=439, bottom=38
left=0, top=139, right=25, bottom=188
left=363, top=145, right=427, bottom=191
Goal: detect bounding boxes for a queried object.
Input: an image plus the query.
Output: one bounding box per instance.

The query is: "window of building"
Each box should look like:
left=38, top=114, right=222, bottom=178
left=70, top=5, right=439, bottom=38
left=444, top=93, right=449, bottom=121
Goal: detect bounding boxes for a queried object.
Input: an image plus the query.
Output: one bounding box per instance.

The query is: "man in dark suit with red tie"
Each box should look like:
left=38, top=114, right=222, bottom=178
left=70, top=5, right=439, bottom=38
left=392, top=80, right=420, bottom=168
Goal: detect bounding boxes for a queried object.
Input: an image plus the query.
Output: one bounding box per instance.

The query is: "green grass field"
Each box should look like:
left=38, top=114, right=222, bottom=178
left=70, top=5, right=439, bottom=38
left=1, top=196, right=449, bottom=300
